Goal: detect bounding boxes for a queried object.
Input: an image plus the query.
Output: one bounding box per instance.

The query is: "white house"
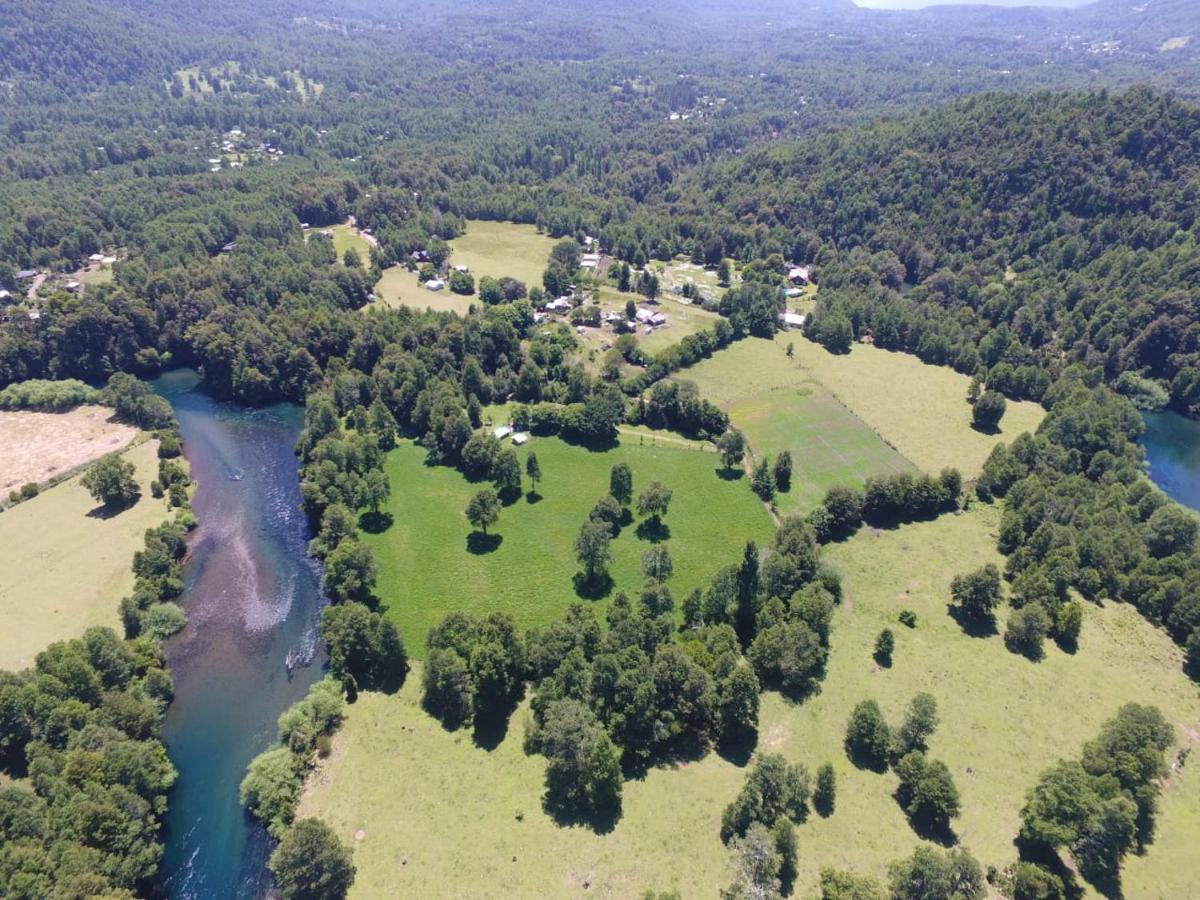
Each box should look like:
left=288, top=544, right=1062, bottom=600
left=649, top=312, right=668, bottom=326
left=88, top=253, right=105, bottom=263
left=635, top=308, right=654, bottom=323
left=545, top=297, right=572, bottom=312
left=780, top=312, right=807, bottom=328
left=581, top=253, right=601, bottom=268
left=424, top=278, right=446, bottom=291
left=788, top=265, right=811, bottom=284
left=493, top=425, right=512, bottom=440
left=511, top=432, right=529, bottom=446
left=0, top=290, right=11, bottom=301
left=453, top=264, right=470, bottom=273
left=65, top=281, right=82, bottom=292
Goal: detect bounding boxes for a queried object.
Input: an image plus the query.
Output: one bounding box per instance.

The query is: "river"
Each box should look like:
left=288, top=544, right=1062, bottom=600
left=154, top=371, right=327, bottom=899
left=1141, top=411, right=1200, bottom=514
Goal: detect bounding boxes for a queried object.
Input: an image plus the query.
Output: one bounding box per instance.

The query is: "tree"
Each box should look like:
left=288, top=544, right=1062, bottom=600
left=461, top=431, right=500, bottom=479
left=966, top=372, right=983, bottom=404
left=749, top=620, right=826, bottom=696
left=752, top=457, right=776, bottom=500
left=81, top=452, right=140, bottom=509
left=322, top=539, right=378, bottom=604
left=774, top=451, right=793, bottom=493
left=422, top=648, right=473, bottom=727
left=642, top=545, right=674, bottom=582
left=525, top=451, right=542, bottom=494
left=637, top=481, right=672, bottom=524
left=718, top=430, right=746, bottom=470
left=527, top=699, right=622, bottom=821
left=845, top=700, right=891, bottom=769
left=894, top=752, right=960, bottom=829
left=721, top=753, right=810, bottom=841
left=717, top=661, right=761, bottom=746
left=268, top=818, right=356, bottom=900
left=449, top=269, right=475, bottom=295
left=873, top=628, right=894, bottom=665
left=589, top=494, right=623, bottom=533
left=610, top=462, right=633, bottom=506
left=950, top=564, right=1002, bottom=622
left=717, top=258, right=732, bottom=286
left=466, top=488, right=501, bottom=535
left=972, top=390, right=1007, bottom=432
left=1005, top=604, right=1050, bottom=660
left=722, top=823, right=782, bottom=900
left=814, top=762, right=837, bottom=816
left=1143, top=504, right=1198, bottom=557
left=887, top=846, right=985, bottom=900
left=491, top=448, right=522, bottom=500
left=320, top=602, right=407, bottom=690
left=575, top=521, right=613, bottom=583
left=893, top=693, right=939, bottom=756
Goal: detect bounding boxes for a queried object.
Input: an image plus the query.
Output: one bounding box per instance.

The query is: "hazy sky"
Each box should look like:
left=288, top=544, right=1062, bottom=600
left=854, top=0, right=1094, bottom=8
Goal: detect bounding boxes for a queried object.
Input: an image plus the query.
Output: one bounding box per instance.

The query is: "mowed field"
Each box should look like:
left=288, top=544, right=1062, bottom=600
left=790, top=337, right=1046, bottom=476
left=0, top=405, right=137, bottom=494
left=450, top=219, right=558, bottom=290
left=0, top=439, right=168, bottom=670
left=365, top=435, right=775, bottom=655
left=325, top=224, right=371, bottom=262
left=303, top=503, right=1200, bottom=899
left=374, top=266, right=476, bottom=315
left=678, top=339, right=915, bottom=514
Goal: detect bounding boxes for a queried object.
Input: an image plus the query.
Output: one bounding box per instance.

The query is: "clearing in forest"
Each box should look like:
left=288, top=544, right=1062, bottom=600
left=790, top=337, right=1046, bottom=476
left=324, top=224, right=372, bottom=263
left=0, top=405, right=137, bottom=493
left=0, top=440, right=168, bottom=671
left=678, top=338, right=914, bottom=513
left=365, top=435, right=775, bottom=654
left=302, top=503, right=1200, bottom=899
left=449, top=220, right=558, bottom=290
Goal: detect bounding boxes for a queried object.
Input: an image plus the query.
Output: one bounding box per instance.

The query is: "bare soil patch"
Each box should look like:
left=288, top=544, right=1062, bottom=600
left=0, top=405, right=136, bottom=491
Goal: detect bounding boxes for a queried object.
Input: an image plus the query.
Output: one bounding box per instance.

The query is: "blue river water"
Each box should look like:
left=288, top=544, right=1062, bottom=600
left=1141, top=411, right=1200, bottom=513
left=154, top=371, right=327, bottom=899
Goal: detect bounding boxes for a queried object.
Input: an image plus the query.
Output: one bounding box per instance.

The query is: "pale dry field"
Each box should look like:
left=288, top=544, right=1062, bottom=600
left=0, top=440, right=167, bottom=670
left=0, top=405, right=136, bottom=492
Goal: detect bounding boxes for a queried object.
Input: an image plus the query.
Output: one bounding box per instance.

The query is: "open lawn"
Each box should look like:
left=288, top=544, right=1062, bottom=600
left=374, top=266, right=477, bottom=315
left=365, top=435, right=775, bottom=655
left=0, top=405, right=136, bottom=494
left=303, top=503, right=1200, bottom=899
left=791, top=337, right=1046, bottom=477
left=324, top=224, right=371, bottom=263
left=0, top=440, right=168, bottom=671
left=679, top=338, right=915, bottom=514
left=450, top=220, right=558, bottom=290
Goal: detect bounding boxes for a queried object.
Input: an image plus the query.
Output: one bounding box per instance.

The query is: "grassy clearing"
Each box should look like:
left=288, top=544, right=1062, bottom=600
left=73, top=265, right=114, bottom=287
left=324, top=224, right=371, bottom=262
left=373, top=267, right=477, bottom=315
left=0, top=440, right=169, bottom=671
left=304, top=503, right=1200, bottom=899
left=678, top=338, right=915, bottom=513
left=450, top=220, right=558, bottom=290
left=0, top=405, right=136, bottom=494
left=366, top=436, right=774, bottom=655
left=790, top=337, right=1046, bottom=476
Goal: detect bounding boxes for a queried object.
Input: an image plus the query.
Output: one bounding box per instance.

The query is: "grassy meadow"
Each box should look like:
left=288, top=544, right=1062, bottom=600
left=374, top=266, right=477, bottom=315
left=449, top=220, right=558, bottom=290
left=325, top=224, right=371, bottom=263
left=365, top=435, right=775, bottom=655
left=305, top=503, right=1200, bottom=899
left=790, top=337, right=1046, bottom=476
left=678, top=338, right=915, bottom=513
left=0, top=440, right=168, bottom=671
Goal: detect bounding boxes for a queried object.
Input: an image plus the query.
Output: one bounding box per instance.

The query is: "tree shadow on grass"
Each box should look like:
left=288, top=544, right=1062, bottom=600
left=467, top=531, right=503, bottom=554
left=543, top=793, right=621, bottom=835
left=358, top=510, right=393, bottom=534
left=845, top=743, right=889, bottom=774
left=716, top=729, right=758, bottom=768
left=715, top=467, right=744, bottom=481
left=472, top=709, right=513, bottom=752
left=903, top=809, right=959, bottom=848
left=86, top=500, right=136, bottom=520
left=573, top=571, right=614, bottom=600
left=873, top=650, right=893, bottom=669
left=526, top=490, right=542, bottom=505
left=498, top=487, right=522, bottom=507
left=947, top=605, right=998, bottom=639
left=559, top=431, right=620, bottom=454
left=635, top=518, right=671, bottom=543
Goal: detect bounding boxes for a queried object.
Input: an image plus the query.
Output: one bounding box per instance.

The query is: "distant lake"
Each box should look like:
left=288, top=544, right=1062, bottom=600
left=1141, top=411, right=1200, bottom=513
